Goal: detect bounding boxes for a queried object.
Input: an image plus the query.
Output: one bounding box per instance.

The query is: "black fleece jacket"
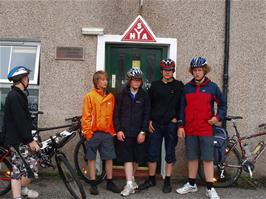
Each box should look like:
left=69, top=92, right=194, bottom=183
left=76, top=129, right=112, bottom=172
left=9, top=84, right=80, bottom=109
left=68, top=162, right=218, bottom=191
left=2, top=86, right=33, bottom=146
left=148, top=78, right=184, bottom=125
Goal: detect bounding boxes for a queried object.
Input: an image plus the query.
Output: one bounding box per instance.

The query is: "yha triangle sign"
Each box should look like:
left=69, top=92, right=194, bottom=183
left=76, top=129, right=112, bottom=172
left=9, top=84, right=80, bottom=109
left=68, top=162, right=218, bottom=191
left=121, top=15, right=156, bottom=42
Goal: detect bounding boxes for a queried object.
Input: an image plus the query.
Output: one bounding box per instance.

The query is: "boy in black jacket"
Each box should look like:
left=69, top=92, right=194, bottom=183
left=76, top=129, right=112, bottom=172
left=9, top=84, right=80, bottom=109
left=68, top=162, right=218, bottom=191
left=139, top=59, right=184, bottom=193
left=3, top=66, right=40, bottom=199
left=115, top=68, right=150, bottom=197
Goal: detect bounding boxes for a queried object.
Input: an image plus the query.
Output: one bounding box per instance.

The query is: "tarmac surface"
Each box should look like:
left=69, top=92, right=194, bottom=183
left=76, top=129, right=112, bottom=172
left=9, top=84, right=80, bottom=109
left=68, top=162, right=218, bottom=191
left=2, top=174, right=266, bottom=199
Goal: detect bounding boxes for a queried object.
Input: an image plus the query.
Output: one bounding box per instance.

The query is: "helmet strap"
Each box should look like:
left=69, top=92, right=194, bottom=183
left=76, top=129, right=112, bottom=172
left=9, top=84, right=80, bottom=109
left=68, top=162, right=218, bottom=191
left=195, top=75, right=206, bottom=84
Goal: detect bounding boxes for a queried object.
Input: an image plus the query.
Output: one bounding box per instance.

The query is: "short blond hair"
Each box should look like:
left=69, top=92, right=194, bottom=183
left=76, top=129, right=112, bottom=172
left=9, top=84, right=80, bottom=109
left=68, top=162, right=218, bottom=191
left=189, top=64, right=211, bottom=75
left=93, top=70, right=108, bottom=88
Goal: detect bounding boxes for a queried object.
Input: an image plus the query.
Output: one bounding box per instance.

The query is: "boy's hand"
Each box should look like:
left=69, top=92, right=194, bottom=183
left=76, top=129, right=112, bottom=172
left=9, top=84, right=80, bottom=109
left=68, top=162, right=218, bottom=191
left=117, top=131, right=125, bottom=141
left=177, top=128, right=185, bottom=140
left=137, top=132, right=145, bottom=144
left=149, top=121, right=155, bottom=133
left=28, top=140, right=40, bottom=152
left=208, top=116, right=219, bottom=125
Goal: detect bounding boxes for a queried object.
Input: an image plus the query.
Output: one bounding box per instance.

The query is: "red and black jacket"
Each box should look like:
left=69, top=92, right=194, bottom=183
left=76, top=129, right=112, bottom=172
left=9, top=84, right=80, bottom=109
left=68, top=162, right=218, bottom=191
left=178, top=77, right=227, bottom=136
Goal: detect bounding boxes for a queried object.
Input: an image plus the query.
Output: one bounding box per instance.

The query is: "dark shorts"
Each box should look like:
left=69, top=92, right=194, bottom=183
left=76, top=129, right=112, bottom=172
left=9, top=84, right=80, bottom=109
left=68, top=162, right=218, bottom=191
left=148, top=122, right=178, bottom=163
left=10, top=145, right=39, bottom=180
left=115, top=137, right=147, bottom=164
left=86, top=131, right=116, bottom=160
left=185, top=136, right=214, bottom=161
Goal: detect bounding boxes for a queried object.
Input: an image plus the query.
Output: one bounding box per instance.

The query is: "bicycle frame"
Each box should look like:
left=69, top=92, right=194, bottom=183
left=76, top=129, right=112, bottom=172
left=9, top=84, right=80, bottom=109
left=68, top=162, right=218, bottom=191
left=230, top=119, right=266, bottom=163
left=0, top=147, right=11, bottom=182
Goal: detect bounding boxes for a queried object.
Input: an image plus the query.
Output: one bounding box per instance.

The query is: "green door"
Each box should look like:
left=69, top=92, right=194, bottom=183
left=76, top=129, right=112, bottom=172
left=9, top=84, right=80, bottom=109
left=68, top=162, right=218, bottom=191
left=105, top=44, right=168, bottom=94
left=105, top=44, right=168, bottom=172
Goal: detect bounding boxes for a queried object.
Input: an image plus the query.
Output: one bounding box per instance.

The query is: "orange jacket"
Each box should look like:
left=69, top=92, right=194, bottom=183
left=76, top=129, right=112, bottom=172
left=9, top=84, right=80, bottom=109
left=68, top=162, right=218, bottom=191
left=81, top=88, right=115, bottom=140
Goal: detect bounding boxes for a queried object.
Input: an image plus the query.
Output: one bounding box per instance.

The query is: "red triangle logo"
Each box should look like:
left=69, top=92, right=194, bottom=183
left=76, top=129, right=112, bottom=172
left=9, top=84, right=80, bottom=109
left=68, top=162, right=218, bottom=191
left=122, top=16, right=156, bottom=42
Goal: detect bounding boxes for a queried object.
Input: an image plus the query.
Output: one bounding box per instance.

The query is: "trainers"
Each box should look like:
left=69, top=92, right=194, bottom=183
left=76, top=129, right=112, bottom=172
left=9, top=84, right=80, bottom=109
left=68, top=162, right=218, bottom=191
left=21, top=187, right=39, bottom=198
left=121, top=183, right=135, bottom=197
left=106, top=180, right=121, bottom=193
left=176, top=182, right=198, bottom=194
left=90, top=184, right=99, bottom=195
left=206, top=188, right=220, bottom=199
left=138, top=179, right=156, bottom=190
left=132, top=180, right=138, bottom=190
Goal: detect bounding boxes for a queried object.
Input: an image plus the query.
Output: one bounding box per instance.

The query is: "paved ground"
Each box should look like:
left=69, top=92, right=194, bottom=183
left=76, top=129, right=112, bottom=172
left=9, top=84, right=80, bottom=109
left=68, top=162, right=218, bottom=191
left=2, top=174, right=266, bottom=199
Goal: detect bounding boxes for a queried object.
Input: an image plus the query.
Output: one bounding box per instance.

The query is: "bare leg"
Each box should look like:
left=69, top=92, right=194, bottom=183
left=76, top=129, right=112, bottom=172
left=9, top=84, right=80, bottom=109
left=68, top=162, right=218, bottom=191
left=88, top=160, right=96, bottom=180
left=11, top=179, right=22, bottom=198
left=188, top=160, right=199, bottom=179
left=105, top=160, right=113, bottom=179
left=148, top=162, right=157, bottom=176
left=203, top=160, right=214, bottom=182
left=124, top=162, right=133, bottom=181
left=165, top=163, right=173, bottom=176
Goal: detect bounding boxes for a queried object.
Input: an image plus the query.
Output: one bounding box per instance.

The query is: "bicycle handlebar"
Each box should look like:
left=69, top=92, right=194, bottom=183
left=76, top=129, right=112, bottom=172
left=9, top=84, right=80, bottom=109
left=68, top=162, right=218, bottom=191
left=65, top=116, right=81, bottom=122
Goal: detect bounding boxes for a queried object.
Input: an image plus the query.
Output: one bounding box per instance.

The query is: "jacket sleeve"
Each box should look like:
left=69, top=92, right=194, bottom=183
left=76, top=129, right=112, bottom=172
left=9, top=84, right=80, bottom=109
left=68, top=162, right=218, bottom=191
left=147, top=83, right=154, bottom=121
left=10, top=95, right=33, bottom=144
left=81, top=94, right=93, bottom=140
left=177, top=88, right=186, bottom=128
left=141, top=92, right=151, bottom=132
left=214, top=84, right=227, bottom=121
left=114, top=92, right=122, bottom=132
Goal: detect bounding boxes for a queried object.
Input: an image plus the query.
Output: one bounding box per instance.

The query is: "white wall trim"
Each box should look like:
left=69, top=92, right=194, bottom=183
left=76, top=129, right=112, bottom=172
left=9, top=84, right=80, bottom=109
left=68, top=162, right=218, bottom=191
left=96, top=34, right=177, bottom=178
left=96, top=34, right=177, bottom=71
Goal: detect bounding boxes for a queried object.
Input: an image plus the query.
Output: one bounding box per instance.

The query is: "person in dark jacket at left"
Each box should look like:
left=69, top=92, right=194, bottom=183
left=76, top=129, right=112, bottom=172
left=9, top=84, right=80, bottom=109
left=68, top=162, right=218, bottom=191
left=3, top=66, right=40, bottom=199
left=114, top=68, right=150, bottom=197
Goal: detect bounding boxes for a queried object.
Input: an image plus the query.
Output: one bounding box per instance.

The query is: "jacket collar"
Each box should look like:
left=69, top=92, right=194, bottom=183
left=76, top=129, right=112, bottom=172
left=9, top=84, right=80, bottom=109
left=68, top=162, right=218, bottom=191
left=189, top=77, right=211, bottom=87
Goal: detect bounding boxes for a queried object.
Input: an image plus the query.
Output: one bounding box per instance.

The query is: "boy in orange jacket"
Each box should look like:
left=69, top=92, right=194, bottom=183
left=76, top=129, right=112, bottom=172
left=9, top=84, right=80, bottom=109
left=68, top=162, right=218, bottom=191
left=82, top=70, right=120, bottom=195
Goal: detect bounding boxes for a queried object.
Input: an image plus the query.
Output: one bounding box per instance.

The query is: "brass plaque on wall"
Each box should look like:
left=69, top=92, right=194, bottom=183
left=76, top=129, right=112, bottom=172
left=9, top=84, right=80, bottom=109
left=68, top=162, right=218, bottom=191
left=56, top=47, right=84, bottom=60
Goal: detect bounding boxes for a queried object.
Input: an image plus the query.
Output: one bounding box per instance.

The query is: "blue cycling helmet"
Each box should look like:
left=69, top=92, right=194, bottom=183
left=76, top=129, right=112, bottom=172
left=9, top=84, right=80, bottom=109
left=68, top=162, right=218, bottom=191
left=190, top=57, right=207, bottom=68
left=127, top=68, right=143, bottom=80
left=7, top=66, right=31, bottom=82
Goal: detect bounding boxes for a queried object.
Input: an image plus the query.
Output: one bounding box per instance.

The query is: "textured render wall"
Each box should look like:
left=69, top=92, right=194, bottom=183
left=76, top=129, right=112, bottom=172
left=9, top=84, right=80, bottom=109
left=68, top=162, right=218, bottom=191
left=228, top=1, right=266, bottom=176
left=0, top=0, right=265, bottom=176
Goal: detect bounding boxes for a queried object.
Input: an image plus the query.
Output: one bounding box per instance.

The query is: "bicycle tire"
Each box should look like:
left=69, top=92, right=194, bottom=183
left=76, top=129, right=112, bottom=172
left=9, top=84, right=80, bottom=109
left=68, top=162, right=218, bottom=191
left=198, top=144, right=242, bottom=188
left=74, top=137, right=106, bottom=185
left=56, top=153, right=86, bottom=199
left=0, top=157, right=12, bottom=196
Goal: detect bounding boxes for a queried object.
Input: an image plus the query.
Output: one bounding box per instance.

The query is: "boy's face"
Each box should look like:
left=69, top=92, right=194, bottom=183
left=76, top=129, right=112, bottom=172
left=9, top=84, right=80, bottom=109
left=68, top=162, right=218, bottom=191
left=192, top=67, right=205, bottom=81
left=130, top=78, right=142, bottom=90
left=161, top=69, right=174, bottom=79
left=96, top=76, right=108, bottom=89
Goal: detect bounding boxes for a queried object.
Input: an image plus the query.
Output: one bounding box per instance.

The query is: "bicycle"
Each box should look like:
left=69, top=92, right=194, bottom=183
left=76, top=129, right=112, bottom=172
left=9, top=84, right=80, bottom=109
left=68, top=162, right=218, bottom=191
left=198, top=115, right=266, bottom=188
left=0, top=115, right=86, bottom=199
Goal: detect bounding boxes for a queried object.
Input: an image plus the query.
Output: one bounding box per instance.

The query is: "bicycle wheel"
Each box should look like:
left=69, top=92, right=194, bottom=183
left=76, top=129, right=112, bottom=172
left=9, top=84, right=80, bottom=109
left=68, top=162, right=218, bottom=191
left=74, top=137, right=106, bottom=184
left=56, top=153, right=86, bottom=199
left=198, top=144, right=242, bottom=188
left=0, top=158, right=12, bottom=196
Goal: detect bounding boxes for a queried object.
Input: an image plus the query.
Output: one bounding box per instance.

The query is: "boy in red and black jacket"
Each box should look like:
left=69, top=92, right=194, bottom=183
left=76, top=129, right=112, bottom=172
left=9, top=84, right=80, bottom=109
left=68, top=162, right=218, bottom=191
left=176, top=57, right=226, bottom=199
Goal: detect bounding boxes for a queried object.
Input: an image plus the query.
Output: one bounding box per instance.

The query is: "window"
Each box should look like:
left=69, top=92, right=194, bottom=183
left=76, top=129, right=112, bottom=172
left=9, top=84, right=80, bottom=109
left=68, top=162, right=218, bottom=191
left=0, top=41, right=40, bottom=84
left=0, top=40, right=40, bottom=129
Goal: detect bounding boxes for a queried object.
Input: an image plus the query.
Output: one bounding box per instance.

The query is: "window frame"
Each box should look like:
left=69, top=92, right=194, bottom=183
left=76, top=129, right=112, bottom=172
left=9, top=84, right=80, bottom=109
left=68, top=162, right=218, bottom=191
left=0, top=41, right=41, bottom=85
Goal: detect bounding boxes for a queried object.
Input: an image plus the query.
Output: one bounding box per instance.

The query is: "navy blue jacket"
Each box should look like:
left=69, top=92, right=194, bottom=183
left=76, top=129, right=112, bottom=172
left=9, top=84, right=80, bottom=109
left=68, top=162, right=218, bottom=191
left=114, top=86, right=150, bottom=137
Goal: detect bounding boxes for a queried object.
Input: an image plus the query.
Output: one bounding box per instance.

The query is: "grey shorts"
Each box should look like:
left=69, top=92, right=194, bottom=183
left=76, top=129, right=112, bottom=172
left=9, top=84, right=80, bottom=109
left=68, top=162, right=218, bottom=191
left=86, top=131, right=116, bottom=160
left=185, top=136, right=214, bottom=161
left=10, top=145, right=39, bottom=180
